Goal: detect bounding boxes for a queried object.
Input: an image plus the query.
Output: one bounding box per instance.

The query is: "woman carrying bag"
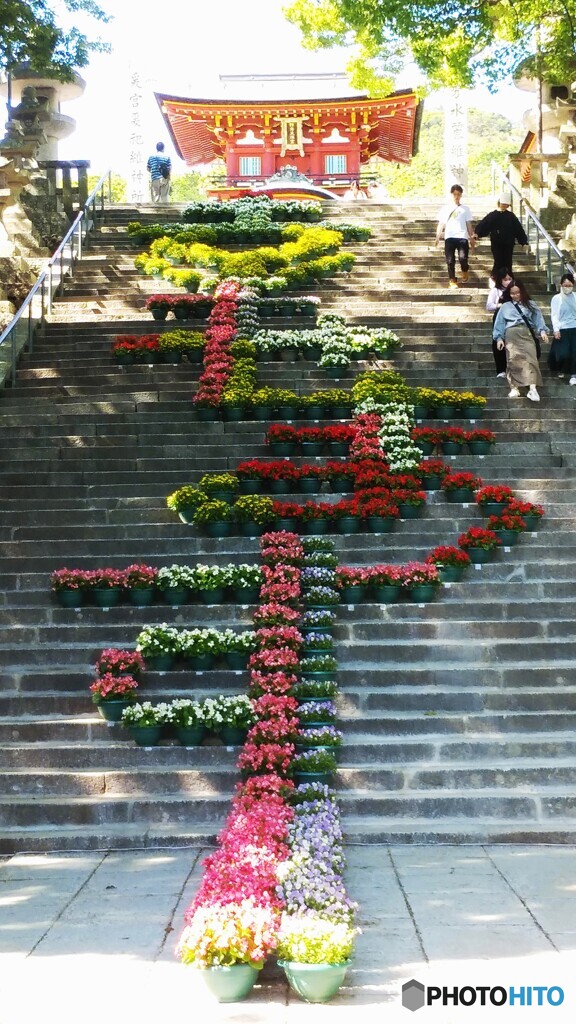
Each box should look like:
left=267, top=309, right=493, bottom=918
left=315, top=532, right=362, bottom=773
left=493, top=280, right=549, bottom=402
left=549, top=272, right=576, bottom=384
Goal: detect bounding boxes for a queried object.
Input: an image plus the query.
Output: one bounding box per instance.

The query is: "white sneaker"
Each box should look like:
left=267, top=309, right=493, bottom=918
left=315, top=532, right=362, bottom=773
left=558, top=373, right=565, bottom=379
left=527, top=386, right=540, bottom=402
left=569, top=376, right=576, bottom=386
left=496, top=372, right=506, bottom=378
left=508, top=387, right=520, bottom=398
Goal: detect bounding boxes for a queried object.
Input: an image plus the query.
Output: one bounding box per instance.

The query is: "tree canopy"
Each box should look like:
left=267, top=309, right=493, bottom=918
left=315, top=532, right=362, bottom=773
left=0, top=0, right=110, bottom=81
left=283, top=0, right=576, bottom=92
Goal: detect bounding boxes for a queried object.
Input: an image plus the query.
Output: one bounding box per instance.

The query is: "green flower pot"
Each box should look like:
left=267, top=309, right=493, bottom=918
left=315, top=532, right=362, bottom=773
left=436, top=404, right=456, bottom=419
left=194, top=963, right=259, bottom=1003
left=240, top=521, right=267, bottom=537
left=97, top=700, right=131, bottom=723
left=222, top=406, right=245, bottom=422
left=293, top=770, right=333, bottom=786
left=329, top=443, right=349, bottom=456
left=340, top=585, right=365, bottom=603
left=301, top=670, right=335, bottom=681
left=146, top=653, right=176, bottom=671
left=332, top=405, right=351, bottom=420
left=205, top=522, right=232, bottom=538
left=408, top=584, right=438, bottom=602
left=209, top=489, right=235, bottom=504
left=461, top=405, right=484, bottom=419
left=128, top=587, right=156, bottom=606
left=196, top=407, right=220, bottom=422
left=149, top=308, right=168, bottom=321
left=187, top=654, right=216, bottom=671
left=280, top=960, right=350, bottom=1003
left=300, top=442, right=323, bottom=457
left=299, top=477, right=320, bottom=494
left=234, top=586, right=260, bottom=604
left=417, top=441, right=435, bottom=456
left=467, top=547, right=495, bottom=564
left=239, top=478, right=262, bottom=494
left=412, top=404, right=429, bottom=420
left=56, top=588, right=86, bottom=608
left=275, top=518, right=299, bottom=533
left=421, top=476, right=443, bottom=491
left=399, top=504, right=423, bottom=519
left=437, top=566, right=465, bottom=583
left=372, top=584, right=401, bottom=602
left=335, top=517, right=360, bottom=534
left=220, top=726, right=248, bottom=746
left=523, top=514, right=541, bottom=531
left=178, top=509, right=196, bottom=524
left=225, top=652, right=250, bottom=670
left=199, top=587, right=225, bottom=605
left=270, top=479, right=294, bottom=495
left=304, top=346, right=322, bottom=361
left=468, top=441, right=492, bottom=455
left=129, top=725, right=163, bottom=746
left=496, top=529, right=520, bottom=546
left=92, top=587, right=122, bottom=608
left=269, top=443, right=297, bottom=457
left=305, top=405, right=323, bottom=421
left=366, top=516, right=395, bottom=534
left=253, top=405, right=273, bottom=420
left=481, top=501, right=509, bottom=516
left=163, top=586, right=190, bottom=606
left=302, top=520, right=328, bottom=535
left=176, top=725, right=206, bottom=746
left=440, top=442, right=464, bottom=456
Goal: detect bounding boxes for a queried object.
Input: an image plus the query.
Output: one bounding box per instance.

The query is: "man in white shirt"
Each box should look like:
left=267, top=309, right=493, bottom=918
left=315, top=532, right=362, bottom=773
left=435, top=184, right=475, bottom=289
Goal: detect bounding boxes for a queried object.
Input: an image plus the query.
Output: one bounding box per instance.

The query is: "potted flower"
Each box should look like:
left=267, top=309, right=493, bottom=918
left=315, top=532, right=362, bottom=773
left=467, top=428, right=496, bottom=455
left=394, top=487, right=427, bottom=519
left=302, top=631, right=334, bottom=654
left=50, top=567, right=92, bottom=608
left=156, top=564, right=195, bottom=606
left=95, top=648, right=145, bottom=679
left=507, top=499, right=544, bottom=531
left=336, top=566, right=368, bottom=602
left=296, top=725, right=343, bottom=750
left=458, top=527, right=502, bottom=564
left=458, top=391, right=487, bottom=418
left=123, top=563, right=158, bottom=606
left=487, top=512, right=527, bottom=546
left=213, top=694, right=256, bottom=745
left=90, top=673, right=139, bottom=722
left=90, top=567, right=127, bottom=608
left=399, top=561, right=441, bottom=602
left=441, top=471, right=482, bottom=504
left=176, top=902, right=278, bottom=1002
left=145, top=294, right=172, bottom=321
left=417, top=458, right=449, bottom=491
left=192, top=499, right=234, bottom=538
left=166, top=485, right=206, bottom=525
left=276, top=915, right=356, bottom=1003
left=292, top=747, right=337, bottom=784
left=233, top=495, right=276, bottom=536
left=199, top=472, right=240, bottom=503
left=170, top=698, right=208, bottom=746
left=304, top=585, right=341, bottom=608
left=294, top=678, right=338, bottom=702
left=368, top=563, right=404, bottom=602
left=300, top=654, right=338, bottom=680
left=475, top=485, right=514, bottom=517
left=136, top=623, right=182, bottom=671
left=266, top=423, right=299, bottom=456
left=411, top=426, right=440, bottom=456
left=297, top=699, right=337, bottom=725
left=438, top=426, right=468, bottom=455
left=426, top=545, right=471, bottom=583
left=121, top=700, right=172, bottom=746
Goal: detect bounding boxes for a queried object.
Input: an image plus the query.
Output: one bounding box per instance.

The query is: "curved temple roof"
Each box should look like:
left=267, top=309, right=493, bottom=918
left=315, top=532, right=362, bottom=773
left=156, top=91, right=422, bottom=167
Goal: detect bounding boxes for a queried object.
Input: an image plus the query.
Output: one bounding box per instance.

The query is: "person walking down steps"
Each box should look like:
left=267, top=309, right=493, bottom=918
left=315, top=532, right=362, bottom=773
left=435, top=184, right=475, bottom=289
left=147, top=142, right=171, bottom=203
left=474, top=193, right=528, bottom=277
left=549, top=272, right=576, bottom=384
left=486, top=267, right=514, bottom=378
left=493, top=280, right=549, bottom=403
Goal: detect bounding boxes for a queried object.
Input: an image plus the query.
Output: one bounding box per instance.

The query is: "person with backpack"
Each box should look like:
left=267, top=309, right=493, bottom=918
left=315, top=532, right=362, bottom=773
left=147, top=142, right=171, bottom=203
left=473, top=193, right=528, bottom=276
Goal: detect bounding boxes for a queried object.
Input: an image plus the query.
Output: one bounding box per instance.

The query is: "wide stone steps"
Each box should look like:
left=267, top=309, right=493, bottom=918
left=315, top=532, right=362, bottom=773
left=1, top=198, right=575, bottom=848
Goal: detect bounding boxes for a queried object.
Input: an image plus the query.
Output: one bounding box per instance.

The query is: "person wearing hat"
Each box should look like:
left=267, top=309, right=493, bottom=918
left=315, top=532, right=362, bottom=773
left=473, top=193, right=528, bottom=276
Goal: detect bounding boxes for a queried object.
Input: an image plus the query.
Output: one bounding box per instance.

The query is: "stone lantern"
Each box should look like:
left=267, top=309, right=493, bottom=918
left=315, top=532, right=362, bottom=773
left=0, top=63, right=85, bottom=161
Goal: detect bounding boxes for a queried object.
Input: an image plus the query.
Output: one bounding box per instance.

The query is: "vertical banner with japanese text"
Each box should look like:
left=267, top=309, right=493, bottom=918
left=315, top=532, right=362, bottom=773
left=127, top=68, right=147, bottom=203
left=444, top=89, right=468, bottom=192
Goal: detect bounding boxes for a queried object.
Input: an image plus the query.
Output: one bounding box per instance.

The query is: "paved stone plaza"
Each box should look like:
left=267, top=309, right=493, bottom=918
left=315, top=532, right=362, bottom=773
left=2, top=845, right=576, bottom=1023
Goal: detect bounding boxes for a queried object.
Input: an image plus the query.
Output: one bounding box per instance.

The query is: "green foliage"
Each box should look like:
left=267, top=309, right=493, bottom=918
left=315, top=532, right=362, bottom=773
left=284, top=0, right=576, bottom=90
left=88, top=173, right=125, bottom=204
left=169, top=172, right=208, bottom=203
left=1, top=1, right=110, bottom=78
left=373, top=109, right=523, bottom=198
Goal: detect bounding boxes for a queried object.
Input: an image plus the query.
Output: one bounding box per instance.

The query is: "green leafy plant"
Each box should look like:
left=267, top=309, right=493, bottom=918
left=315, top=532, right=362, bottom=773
left=276, top=916, right=356, bottom=965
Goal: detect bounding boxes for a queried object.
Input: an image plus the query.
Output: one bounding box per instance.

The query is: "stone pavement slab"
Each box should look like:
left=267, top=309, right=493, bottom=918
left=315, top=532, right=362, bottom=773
left=1, top=845, right=576, bottom=1023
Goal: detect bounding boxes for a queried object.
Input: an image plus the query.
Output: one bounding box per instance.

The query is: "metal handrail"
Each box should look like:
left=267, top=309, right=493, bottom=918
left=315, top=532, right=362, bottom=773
left=0, top=168, right=112, bottom=385
left=491, top=161, right=575, bottom=290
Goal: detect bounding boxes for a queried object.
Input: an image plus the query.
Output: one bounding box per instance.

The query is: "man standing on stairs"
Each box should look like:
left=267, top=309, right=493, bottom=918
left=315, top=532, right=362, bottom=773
left=435, top=184, right=475, bottom=289
left=147, top=142, right=171, bottom=203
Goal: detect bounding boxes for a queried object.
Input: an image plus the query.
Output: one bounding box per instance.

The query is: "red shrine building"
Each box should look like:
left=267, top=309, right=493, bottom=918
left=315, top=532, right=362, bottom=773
left=156, top=75, right=422, bottom=199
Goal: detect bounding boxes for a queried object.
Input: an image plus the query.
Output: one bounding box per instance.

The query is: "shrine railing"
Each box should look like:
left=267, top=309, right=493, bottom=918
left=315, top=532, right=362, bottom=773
left=491, top=162, right=575, bottom=290
left=0, top=169, right=112, bottom=387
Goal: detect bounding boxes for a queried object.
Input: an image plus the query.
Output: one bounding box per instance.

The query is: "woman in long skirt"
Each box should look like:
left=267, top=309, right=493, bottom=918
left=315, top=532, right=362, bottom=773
left=493, top=281, right=549, bottom=402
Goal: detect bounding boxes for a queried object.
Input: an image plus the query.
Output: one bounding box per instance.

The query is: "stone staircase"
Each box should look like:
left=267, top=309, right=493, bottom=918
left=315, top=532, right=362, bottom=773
left=1, top=199, right=576, bottom=851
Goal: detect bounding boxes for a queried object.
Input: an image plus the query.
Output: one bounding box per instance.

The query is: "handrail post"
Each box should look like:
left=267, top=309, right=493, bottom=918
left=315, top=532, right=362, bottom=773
left=27, top=300, right=33, bottom=352
left=48, top=264, right=53, bottom=313
left=40, top=278, right=46, bottom=336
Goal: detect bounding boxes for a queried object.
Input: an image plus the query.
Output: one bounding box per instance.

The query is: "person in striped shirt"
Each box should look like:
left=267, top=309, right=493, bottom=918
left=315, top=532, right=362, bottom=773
left=147, top=142, right=171, bottom=203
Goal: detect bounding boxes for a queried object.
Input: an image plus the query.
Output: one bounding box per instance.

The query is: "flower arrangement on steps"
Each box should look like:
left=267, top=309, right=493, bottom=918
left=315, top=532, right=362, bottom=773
left=173, top=531, right=357, bottom=1002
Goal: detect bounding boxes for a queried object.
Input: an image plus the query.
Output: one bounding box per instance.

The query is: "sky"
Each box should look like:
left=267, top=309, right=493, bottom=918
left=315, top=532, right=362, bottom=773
left=47, top=0, right=533, bottom=179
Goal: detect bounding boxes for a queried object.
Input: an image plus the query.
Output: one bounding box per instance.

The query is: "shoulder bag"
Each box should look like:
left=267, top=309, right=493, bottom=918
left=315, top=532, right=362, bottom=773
left=512, top=302, right=542, bottom=359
